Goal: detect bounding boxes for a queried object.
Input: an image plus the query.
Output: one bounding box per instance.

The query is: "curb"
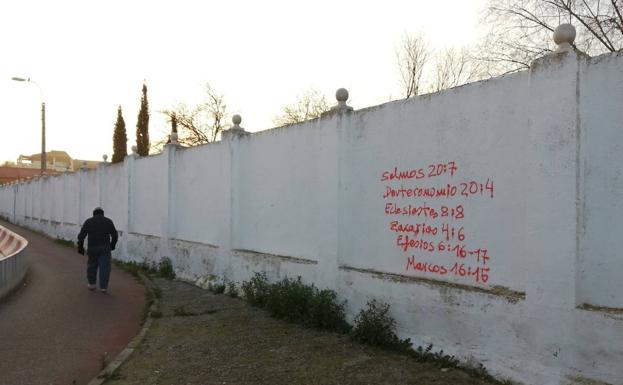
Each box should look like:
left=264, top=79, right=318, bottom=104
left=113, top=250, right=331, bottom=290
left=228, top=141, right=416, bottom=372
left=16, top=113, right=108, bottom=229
left=87, top=272, right=160, bottom=385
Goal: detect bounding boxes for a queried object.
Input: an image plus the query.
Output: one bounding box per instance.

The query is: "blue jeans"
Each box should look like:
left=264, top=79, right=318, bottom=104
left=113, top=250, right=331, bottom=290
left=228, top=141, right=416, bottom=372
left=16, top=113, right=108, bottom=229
left=87, top=250, right=111, bottom=289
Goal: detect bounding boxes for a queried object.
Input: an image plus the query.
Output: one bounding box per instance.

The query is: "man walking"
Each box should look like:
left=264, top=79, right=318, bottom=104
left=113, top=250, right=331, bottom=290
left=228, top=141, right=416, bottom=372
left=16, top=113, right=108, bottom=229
left=78, top=207, right=118, bottom=293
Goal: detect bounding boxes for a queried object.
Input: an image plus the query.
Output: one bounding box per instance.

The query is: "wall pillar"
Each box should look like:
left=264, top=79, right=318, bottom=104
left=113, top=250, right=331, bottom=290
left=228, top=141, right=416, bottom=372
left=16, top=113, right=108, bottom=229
left=123, top=148, right=138, bottom=260
left=524, top=44, right=585, bottom=372
left=319, top=88, right=353, bottom=290
left=526, top=50, right=584, bottom=310
left=160, top=143, right=179, bottom=262
left=77, top=169, right=85, bottom=227
left=220, top=115, right=247, bottom=281
left=96, top=162, right=104, bottom=208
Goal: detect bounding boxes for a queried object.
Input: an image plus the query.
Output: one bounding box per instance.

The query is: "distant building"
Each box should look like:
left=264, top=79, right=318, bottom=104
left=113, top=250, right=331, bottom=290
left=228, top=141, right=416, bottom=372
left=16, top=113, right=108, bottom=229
left=0, top=151, right=101, bottom=184
left=0, top=167, right=51, bottom=185
left=16, top=151, right=100, bottom=172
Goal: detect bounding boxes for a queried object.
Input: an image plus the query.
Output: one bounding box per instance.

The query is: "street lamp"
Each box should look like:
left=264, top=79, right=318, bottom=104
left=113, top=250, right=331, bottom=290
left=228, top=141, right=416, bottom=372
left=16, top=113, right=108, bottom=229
left=12, top=77, right=46, bottom=175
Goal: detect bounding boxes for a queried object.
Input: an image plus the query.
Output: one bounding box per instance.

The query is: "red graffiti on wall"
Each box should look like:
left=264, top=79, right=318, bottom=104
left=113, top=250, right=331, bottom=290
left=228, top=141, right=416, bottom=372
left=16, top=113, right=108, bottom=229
left=405, top=256, right=490, bottom=284
left=384, top=203, right=464, bottom=220
left=380, top=161, right=494, bottom=285
left=382, top=179, right=493, bottom=199
left=380, top=162, right=458, bottom=182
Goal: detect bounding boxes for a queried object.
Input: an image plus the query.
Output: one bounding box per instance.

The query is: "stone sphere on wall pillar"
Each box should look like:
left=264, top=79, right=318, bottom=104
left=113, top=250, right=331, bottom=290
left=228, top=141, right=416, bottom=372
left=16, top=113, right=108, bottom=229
left=553, top=24, right=576, bottom=53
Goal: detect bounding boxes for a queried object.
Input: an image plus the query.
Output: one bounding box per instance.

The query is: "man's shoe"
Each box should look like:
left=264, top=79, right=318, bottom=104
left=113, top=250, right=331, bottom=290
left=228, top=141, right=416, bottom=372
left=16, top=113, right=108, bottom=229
left=100, top=288, right=107, bottom=293
left=88, top=284, right=96, bottom=291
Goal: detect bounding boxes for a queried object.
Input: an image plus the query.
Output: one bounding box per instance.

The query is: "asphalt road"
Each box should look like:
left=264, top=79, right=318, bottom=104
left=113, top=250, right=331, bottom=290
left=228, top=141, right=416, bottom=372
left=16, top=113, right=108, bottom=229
left=0, top=220, right=145, bottom=385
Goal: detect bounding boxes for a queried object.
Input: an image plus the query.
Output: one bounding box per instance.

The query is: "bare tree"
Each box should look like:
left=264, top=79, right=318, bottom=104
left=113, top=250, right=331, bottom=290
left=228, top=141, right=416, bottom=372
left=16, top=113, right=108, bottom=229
left=430, top=48, right=486, bottom=92
left=273, top=89, right=330, bottom=126
left=159, top=84, right=229, bottom=147
left=480, top=0, right=623, bottom=74
left=396, top=33, right=430, bottom=98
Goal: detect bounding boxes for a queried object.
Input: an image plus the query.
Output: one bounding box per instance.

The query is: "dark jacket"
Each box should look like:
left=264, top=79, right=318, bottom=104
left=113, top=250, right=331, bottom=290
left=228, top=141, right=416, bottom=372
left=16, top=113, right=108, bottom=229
left=78, top=214, right=118, bottom=253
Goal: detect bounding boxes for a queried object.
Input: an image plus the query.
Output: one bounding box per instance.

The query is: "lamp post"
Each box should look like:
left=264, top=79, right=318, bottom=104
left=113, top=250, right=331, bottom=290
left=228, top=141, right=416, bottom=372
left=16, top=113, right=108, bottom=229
left=12, top=77, right=46, bottom=175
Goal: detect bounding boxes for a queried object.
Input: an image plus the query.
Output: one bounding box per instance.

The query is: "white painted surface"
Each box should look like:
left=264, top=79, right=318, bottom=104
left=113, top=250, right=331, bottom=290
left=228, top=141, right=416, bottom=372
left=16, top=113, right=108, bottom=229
left=579, top=51, right=623, bottom=309
left=132, top=155, right=166, bottom=237
left=173, top=143, right=226, bottom=246
left=100, top=162, right=128, bottom=232
left=237, top=120, right=326, bottom=262
left=339, top=72, right=530, bottom=291
left=1, top=50, right=622, bottom=385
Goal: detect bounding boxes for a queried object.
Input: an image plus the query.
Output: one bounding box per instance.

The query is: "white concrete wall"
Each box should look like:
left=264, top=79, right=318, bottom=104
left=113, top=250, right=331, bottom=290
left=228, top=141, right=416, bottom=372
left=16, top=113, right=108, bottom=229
left=339, top=72, right=530, bottom=292
left=132, top=155, right=166, bottom=237
left=1, top=49, right=622, bottom=385
left=169, top=142, right=228, bottom=281
left=579, top=51, right=623, bottom=310
left=234, top=119, right=340, bottom=288
left=173, top=143, right=225, bottom=246
left=100, top=162, right=127, bottom=232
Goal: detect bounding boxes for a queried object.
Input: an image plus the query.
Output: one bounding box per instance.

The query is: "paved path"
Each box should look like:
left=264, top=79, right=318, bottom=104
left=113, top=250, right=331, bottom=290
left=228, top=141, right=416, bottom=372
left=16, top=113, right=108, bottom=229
left=0, top=220, right=145, bottom=385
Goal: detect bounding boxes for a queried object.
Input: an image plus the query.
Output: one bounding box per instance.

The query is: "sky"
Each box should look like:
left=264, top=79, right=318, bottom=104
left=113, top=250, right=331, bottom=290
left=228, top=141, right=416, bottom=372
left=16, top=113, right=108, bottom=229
left=0, top=0, right=487, bottom=163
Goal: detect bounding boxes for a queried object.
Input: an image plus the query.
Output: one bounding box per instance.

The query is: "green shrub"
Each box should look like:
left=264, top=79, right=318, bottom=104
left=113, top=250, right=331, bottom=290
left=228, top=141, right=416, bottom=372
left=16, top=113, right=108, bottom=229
left=240, top=273, right=349, bottom=332
left=266, top=277, right=314, bottom=322
left=236, top=274, right=498, bottom=381
left=306, top=288, right=351, bottom=332
left=157, top=257, right=176, bottom=279
left=227, top=281, right=238, bottom=298
left=351, top=299, right=411, bottom=351
left=241, top=272, right=271, bottom=306
left=213, top=283, right=226, bottom=294
left=137, top=259, right=157, bottom=274
left=410, top=344, right=459, bottom=366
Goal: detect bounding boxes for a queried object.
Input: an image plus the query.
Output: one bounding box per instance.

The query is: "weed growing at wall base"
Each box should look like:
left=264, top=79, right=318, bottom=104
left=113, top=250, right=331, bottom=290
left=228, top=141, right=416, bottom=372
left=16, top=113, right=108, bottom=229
left=237, top=272, right=507, bottom=383
left=351, top=299, right=412, bottom=351
left=241, top=272, right=271, bottom=306
left=157, top=257, right=176, bottom=279
left=212, top=283, right=226, bottom=294
left=227, top=281, right=238, bottom=298
left=114, top=259, right=154, bottom=277
left=241, top=272, right=350, bottom=333
left=350, top=301, right=500, bottom=380
left=54, top=237, right=75, bottom=248
left=114, top=257, right=176, bottom=280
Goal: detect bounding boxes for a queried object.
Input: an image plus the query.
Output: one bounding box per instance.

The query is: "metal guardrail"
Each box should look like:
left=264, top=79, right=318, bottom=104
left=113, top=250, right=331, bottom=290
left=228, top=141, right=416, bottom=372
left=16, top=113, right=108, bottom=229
left=0, top=225, right=29, bottom=300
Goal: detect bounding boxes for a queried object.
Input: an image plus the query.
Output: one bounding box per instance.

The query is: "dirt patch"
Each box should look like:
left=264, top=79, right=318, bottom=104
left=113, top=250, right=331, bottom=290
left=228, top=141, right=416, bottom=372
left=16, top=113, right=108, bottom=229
left=105, top=278, right=503, bottom=385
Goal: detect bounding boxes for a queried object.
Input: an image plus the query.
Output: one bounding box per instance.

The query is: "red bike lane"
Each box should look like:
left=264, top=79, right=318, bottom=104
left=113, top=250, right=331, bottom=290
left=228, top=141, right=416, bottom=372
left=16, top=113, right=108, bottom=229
left=0, top=220, right=145, bottom=385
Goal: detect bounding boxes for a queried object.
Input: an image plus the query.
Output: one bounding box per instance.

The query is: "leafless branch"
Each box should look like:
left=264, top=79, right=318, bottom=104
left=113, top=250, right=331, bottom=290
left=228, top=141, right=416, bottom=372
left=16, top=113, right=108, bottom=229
left=430, top=48, right=487, bottom=92
left=396, top=33, right=430, bottom=98
left=273, top=89, right=329, bottom=126
left=477, top=0, right=622, bottom=76
left=158, top=83, right=229, bottom=147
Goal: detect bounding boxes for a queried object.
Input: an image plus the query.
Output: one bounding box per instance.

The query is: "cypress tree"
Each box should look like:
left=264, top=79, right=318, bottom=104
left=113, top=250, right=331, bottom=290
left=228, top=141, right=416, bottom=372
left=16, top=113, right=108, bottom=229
left=136, top=82, right=150, bottom=156
left=112, top=106, right=127, bottom=163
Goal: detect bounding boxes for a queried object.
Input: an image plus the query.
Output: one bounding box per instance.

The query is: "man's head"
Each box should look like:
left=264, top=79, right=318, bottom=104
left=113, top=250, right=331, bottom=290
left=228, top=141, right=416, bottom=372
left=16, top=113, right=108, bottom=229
left=93, top=207, right=104, bottom=216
